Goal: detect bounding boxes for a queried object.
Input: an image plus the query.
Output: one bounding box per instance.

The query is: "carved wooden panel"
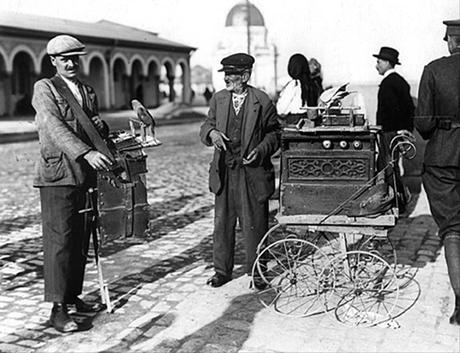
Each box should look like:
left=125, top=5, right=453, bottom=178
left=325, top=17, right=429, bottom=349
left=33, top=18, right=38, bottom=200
left=287, top=157, right=369, bottom=180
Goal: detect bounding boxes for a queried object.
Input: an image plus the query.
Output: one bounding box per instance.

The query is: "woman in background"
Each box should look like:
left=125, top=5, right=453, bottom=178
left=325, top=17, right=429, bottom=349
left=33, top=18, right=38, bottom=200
left=276, top=53, right=322, bottom=125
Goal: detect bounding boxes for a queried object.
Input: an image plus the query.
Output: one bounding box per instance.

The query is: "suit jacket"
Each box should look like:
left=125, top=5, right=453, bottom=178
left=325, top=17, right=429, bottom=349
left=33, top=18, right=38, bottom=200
left=415, top=49, right=460, bottom=167
left=200, top=86, right=280, bottom=202
left=377, top=72, right=414, bottom=132
left=32, top=75, right=107, bottom=187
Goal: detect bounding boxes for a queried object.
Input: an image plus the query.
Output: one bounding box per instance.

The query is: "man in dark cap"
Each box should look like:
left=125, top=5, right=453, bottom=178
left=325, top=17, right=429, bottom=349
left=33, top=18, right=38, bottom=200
left=373, top=46, right=415, bottom=208
left=32, top=34, right=112, bottom=332
left=415, top=19, right=460, bottom=326
left=200, top=53, right=280, bottom=289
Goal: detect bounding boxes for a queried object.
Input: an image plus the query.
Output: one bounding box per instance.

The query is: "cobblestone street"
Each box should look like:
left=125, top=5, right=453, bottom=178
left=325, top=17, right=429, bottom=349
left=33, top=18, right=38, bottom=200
left=0, top=121, right=459, bottom=352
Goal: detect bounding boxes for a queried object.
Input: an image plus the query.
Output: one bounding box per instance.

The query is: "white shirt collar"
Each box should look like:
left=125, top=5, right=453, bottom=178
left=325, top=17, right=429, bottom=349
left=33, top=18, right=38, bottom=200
left=59, top=74, right=83, bottom=106
left=382, top=68, right=396, bottom=79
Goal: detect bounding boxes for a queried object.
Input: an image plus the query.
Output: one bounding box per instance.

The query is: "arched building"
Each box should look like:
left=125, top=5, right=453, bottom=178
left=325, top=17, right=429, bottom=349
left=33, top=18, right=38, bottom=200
left=212, top=1, right=278, bottom=97
left=0, top=12, right=195, bottom=116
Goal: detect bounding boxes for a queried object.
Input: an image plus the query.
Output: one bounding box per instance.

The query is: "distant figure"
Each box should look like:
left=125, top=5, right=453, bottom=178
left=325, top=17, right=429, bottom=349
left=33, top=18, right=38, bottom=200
left=373, top=46, right=414, bottom=208
left=414, top=19, right=460, bottom=326
left=309, top=57, right=324, bottom=93
left=200, top=53, right=280, bottom=290
left=276, top=53, right=321, bottom=125
left=203, top=86, right=213, bottom=105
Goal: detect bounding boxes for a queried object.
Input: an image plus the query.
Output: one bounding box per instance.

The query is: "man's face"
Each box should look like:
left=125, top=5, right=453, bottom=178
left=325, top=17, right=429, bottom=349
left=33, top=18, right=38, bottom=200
left=375, top=58, right=391, bottom=76
left=224, top=72, right=248, bottom=93
left=50, top=55, right=80, bottom=80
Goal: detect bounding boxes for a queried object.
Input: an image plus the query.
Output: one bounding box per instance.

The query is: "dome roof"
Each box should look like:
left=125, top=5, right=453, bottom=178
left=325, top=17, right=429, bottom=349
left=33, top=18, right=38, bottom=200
left=225, top=2, right=265, bottom=27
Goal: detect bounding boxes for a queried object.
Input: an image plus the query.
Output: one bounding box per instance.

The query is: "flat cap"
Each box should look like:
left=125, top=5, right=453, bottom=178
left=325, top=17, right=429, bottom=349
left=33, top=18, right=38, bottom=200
left=443, top=19, right=460, bottom=41
left=218, top=53, right=255, bottom=73
left=46, top=35, right=87, bottom=56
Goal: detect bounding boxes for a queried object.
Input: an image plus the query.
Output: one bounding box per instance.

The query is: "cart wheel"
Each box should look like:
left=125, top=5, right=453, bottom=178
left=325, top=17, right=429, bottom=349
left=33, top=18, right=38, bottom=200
left=315, top=232, right=397, bottom=267
left=322, top=250, right=399, bottom=327
left=252, top=238, right=330, bottom=318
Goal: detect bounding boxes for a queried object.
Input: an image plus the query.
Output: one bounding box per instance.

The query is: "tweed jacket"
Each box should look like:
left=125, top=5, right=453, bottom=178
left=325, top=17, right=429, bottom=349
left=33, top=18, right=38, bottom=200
left=376, top=72, right=415, bottom=132
left=32, top=75, right=107, bottom=187
left=415, top=48, right=460, bottom=167
left=200, top=86, right=280, bottom=202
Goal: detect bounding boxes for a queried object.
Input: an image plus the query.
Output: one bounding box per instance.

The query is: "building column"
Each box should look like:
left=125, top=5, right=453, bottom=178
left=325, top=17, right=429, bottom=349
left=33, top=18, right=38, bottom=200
left=168, top=75, right=175, bottom=102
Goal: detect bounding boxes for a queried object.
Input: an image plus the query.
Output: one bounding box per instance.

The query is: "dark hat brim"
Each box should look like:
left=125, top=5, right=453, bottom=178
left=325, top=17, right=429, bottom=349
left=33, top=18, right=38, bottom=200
left=372, top=54, right=400, bottom=65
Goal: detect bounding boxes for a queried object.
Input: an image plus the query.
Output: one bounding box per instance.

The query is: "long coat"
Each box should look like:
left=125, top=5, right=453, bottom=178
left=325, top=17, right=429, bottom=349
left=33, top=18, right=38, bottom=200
left=200, top=86, right=280, bottom=203
left=32, top=75, right=106, bottom=187
left=377, top=72, right=415, bottom=132
left=415, top=48, right=460, bottom=167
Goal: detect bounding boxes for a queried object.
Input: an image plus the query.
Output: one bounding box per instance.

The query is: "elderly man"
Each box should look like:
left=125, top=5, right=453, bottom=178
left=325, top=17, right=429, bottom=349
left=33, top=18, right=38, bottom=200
left=415, top=19, right=460, bottom=326
left=32, top=35, right=112, bottom=332
left=200, top=53, right=280, bottom=289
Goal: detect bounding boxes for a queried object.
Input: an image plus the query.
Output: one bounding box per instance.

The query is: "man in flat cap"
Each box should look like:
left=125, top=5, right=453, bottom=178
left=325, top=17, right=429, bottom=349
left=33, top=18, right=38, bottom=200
left=200, top=53, right=280, bottom=289
left=415, top=19, right=460, bottom=326
left=373, top=46, right=415, bottom=208
left=32, top=34, right=112, bottom=332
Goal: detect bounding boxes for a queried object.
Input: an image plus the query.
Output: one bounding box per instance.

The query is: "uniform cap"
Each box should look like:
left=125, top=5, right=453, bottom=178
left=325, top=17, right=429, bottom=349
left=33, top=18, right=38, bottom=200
left=218, top=53, right=255, bottom=73
left=46, top=35, right=87, bottom=56
left=443, top=19, right=460, bottom=41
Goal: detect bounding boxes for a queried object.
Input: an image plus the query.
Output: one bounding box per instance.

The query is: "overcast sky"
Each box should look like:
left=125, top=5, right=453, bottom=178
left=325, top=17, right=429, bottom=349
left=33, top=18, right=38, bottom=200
left=1, top=0, right=459, bottom=84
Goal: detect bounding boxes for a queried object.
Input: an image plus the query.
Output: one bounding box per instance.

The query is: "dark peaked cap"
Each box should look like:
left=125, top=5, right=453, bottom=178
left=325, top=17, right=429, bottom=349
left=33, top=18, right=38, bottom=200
left=443, top=19, right=460, bottom=41
left=218, top=53, right=255, bottom=73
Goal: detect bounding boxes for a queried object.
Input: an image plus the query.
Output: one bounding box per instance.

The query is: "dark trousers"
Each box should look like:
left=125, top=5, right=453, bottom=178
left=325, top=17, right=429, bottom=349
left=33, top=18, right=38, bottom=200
left=422, top=166, right=460, bottom=238
left=40, top=186, right=89, bottom=303
left=213, top=167, right=269, bottom=276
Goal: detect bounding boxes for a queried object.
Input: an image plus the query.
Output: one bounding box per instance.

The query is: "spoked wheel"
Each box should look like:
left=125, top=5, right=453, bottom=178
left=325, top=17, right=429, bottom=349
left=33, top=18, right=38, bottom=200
left=252, top=238, right=331, bottom=318
left=316, top=232, right=397, bottom=268
left=322, top=250, right=399, bottom=327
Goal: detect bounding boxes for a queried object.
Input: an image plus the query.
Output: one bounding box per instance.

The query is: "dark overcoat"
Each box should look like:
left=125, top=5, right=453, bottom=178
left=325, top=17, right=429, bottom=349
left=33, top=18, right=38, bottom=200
left=415, top=48, right=460, bottom=166
left=377, top=72, right=415, bottom=132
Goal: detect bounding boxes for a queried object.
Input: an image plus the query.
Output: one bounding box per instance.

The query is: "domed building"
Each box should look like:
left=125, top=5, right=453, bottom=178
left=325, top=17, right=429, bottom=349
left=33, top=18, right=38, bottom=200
left=212, top=1, right=278, bottom=97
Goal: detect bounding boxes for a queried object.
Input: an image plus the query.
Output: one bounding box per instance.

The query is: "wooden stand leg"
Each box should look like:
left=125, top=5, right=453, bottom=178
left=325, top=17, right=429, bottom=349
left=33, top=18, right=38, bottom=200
left=93, top=232, right=113, bottom=313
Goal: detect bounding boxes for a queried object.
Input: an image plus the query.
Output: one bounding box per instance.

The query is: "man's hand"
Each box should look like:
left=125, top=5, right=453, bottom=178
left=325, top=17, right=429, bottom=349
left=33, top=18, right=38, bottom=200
left=397, top=129, right=415, bottom=142
left=83, top=151, right=113, bottom=171
left=243, top=148, right=260, bottom=165
left=209, top=130, right=229, bottom=151
left=91, top=115, right=105, bottom=130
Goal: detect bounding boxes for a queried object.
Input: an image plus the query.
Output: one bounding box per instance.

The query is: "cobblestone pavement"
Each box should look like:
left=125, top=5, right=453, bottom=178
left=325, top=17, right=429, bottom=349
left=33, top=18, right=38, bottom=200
left=0, top=122, right=459, bottom=352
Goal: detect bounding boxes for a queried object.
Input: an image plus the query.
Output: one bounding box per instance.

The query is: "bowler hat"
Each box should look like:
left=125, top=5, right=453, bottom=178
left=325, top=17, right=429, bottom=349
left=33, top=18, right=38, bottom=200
left=373, top=47, right=400, bottom=65
left=218, top=53, right=255, bottom=73
left=47, top=35, right=87, bottom=56
left=443, top=19, right=460, bottom=41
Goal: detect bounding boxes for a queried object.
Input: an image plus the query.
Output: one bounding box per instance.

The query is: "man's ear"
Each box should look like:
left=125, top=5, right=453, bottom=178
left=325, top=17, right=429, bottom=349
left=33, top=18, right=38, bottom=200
left=49, top=56, right=57, bottom=67
left=242, top=71, right=251, bottom=83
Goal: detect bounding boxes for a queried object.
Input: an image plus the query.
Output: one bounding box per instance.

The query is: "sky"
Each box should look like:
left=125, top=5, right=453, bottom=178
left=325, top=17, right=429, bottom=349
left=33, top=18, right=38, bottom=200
left=1, top=0, right=459, bottom=85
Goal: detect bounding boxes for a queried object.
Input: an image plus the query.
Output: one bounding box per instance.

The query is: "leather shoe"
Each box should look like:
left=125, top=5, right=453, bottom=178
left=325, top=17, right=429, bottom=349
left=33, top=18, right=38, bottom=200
left=449, top=308, right=460, bottom=326
left=74, top=297, right=103, bottom=313
left=206, top=273, right=231, bottom=287
left=50, top=303, right=78, bottom=333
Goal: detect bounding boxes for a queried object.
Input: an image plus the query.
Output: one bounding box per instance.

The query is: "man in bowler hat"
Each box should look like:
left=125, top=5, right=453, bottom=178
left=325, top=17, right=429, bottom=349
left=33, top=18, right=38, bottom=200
left=415, top=19, right=460, bottom=326
left=200, top=53, right=280, bottom=288
left=32, top=35, right=112, bottom=332
left=373, top=46, right=415, bottom=207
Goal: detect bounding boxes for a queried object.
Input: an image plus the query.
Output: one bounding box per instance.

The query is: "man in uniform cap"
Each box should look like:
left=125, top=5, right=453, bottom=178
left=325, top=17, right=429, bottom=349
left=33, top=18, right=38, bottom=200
left=373, top=46, right=415, bottom=209
left=200, top=53, right=280, bottom=289
left=32, top=34, right=112, bottom=332
left=415, top=19, right=460, bottom=326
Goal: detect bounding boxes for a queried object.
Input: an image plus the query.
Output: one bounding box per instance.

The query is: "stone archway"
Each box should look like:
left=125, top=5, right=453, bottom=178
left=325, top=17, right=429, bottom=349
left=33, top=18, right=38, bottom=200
left=0, top=50, right=8, bottom=116
left=11, top=52, right=35, bottom=115
left=145, top=59, right=160, bottom=108
left=112, top=58, right=129, bottom=109
left=86, top=55, right=109, bottom=110
left=160, top=59, right=175, bottom=103
left=131, top=59, right=144, bottom=104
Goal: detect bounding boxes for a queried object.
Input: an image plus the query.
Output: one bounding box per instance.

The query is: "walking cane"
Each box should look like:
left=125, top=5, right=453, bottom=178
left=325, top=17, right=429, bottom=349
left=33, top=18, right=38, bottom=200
left=80, top=187, right=113, bottom=313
